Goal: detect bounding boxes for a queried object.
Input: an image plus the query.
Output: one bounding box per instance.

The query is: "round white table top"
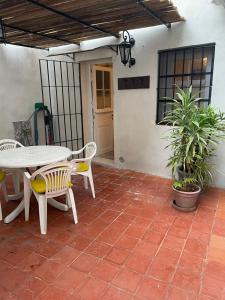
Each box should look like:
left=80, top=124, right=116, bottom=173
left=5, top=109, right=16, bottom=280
left=0, top=145, right=71, bottom=168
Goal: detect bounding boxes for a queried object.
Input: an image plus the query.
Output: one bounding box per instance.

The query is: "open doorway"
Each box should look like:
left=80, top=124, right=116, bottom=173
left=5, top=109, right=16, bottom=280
left=91, top=63, right=114, bottom=162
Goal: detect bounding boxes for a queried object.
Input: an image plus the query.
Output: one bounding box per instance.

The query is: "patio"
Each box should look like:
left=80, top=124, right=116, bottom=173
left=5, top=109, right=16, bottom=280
left=0, top=164, right=225, bottom=299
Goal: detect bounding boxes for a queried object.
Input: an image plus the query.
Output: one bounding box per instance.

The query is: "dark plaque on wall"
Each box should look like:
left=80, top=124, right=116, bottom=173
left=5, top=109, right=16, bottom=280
left=118, top=76, right=150, bottom=90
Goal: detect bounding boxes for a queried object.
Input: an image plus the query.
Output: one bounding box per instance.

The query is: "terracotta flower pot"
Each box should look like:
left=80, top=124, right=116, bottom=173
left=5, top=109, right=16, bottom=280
left=172, top=184, right=201, bottom=212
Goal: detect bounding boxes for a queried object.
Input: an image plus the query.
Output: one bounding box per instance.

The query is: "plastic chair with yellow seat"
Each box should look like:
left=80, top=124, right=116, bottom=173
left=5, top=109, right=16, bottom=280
left=24, top=162, right=78, bottom=234
left=71, top=142, right=97, bottom=198
left=0, top=169, right=8, bottom=221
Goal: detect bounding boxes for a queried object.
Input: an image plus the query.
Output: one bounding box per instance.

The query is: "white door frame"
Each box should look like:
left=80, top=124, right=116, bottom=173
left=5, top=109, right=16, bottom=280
left=80, top=57, right=116, bottom=166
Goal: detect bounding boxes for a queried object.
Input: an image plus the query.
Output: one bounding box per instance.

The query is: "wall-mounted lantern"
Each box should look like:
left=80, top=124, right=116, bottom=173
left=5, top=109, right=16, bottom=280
left=0, top=18, right=6, bottom=43
left=119, top=30, right=135, bottom=68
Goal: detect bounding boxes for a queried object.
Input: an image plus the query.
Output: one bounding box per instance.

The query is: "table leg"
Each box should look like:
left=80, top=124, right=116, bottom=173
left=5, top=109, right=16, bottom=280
left=47, top=198, right=69, bottom=211
left=4, top=200, right=25, bottom=223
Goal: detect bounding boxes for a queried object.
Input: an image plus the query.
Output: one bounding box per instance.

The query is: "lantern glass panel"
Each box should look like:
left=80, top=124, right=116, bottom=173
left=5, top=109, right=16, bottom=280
left=119, top=43, right=131, bottom=65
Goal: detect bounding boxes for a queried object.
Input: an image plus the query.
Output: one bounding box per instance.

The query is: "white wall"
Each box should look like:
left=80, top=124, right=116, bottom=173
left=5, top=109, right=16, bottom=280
left=0, top=44, right=46, bottom=139
left=74, top=0, right=225, bottom=188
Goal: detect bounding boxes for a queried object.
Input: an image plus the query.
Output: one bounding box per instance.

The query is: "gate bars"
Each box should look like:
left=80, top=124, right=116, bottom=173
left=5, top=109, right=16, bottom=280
left=39, top=59, right=84, bottom=153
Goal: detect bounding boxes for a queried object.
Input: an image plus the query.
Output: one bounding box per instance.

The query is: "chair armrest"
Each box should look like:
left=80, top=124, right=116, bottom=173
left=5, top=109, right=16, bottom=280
left=24, top=171, right=32, bottom=181
left=71, top=147, right=85, bottom=156
left=71, top=158, right=89, bottom=163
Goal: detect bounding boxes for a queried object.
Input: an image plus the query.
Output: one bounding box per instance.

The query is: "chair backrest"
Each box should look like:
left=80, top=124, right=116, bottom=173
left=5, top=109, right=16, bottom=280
left=31, top=162, right=72, bottom=196
left=85, top=142, right=97, bottom=160
left=0, top=139, right=24, bottom=151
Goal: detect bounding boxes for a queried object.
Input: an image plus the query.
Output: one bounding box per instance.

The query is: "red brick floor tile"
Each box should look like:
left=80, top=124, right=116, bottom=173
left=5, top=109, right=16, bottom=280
left=0, top=286, right=14, bottom=300
left=13, top=276, right=47, bottom=299
left=85, top=240, right=112, bottom=258
left=172, top=268, right=201, bottom=293
left=125, top=223, right=147, bottom=238
left=71, top=253, right=98, bottom=273
left=112, top=268, right=142, bottom=292
left=116, top=213, right=134, bottom=224
left=185, top=238, right=208, bottom=258
left=143, top=228, right=165, bottom=245
left=105, top=247, right=130, bottom=265
left=156, top=246, right=180, bottom=265
left=2, top=166, right=225, bottom=300
left=68, top=234, right=94, bottom=251
left=35, top=240, right=63, bottom=258
left=16, top=251, right=46, bottom=273
left=188, top=229, right=210, bottom=245
left=52, top=245, right=80, bottom=266
left=97, top=227, right=122, bottom=245
left=192, top=220, right=213, bottom=234
left=34, top=260, right=66, bottom=282
left=204, top=261, right=225, bottom=281
left=168, top=225, right=190, bottom=239
left=212, top=218, right=225, bottom=237
left=77, top=277, right=108, bottom=300
left=178, top=251, right=203, bottom=272
left=91, top=260, right=120, bottom=282
left=166, top=285, right=197, bottom=300
left=133, top=240, right=158, bottom=258
left=125, top=252, right=152, bottom=274
left=198, top=294, right=217, bottom=300
left=83, top=219, right=108, bottom=238
left=173, top=217, right=192, bottom=228
left=137, top=276, right=168, bottom=299
left=133, top=216, right=152, bottom=227
left=99, top=210, right=120, bottom=224
left=54, top=267, right=88, bottom=292
left=202, top=274, right=225, bottom=299
left=101, top=286, right=131, bottom=300
left=115, top=234, right=138, bottom=251
left=36, top=285, right=72, bottom=300
left=0, top=267, right=28, bottom=291
left=48, top=228, right=75, bottom=244
left=148, top=257, right=176, bottom=282
left=4, top=245, right=33, bottom=266
left=162, top=234, right=185, bottom=251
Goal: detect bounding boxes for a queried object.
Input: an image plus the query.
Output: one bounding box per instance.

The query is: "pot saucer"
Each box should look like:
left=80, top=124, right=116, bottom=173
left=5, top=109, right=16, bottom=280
left=172, top=200, right=197, bottom=212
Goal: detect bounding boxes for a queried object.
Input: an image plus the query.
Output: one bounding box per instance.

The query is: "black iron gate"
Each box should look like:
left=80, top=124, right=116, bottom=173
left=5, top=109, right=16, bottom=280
left=39, top=58, right=84, bottom=151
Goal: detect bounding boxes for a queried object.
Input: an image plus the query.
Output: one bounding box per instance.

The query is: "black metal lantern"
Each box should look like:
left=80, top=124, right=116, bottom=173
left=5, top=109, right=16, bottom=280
left=119, top=30, right=135, bottom=68
left=0, top=18, right=6, bottom=43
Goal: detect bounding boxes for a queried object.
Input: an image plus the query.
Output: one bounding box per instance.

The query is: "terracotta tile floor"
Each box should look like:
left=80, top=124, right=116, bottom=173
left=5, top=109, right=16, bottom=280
left=1, top=164, right=225, bottom=299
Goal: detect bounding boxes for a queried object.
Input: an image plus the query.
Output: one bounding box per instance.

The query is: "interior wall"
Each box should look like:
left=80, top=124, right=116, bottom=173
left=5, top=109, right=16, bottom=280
left=0, top=44, right=46, bottom=140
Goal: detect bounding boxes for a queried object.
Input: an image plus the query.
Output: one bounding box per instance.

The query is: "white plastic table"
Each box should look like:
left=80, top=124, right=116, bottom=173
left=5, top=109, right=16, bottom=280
left=0, top=145, right=72, bottom=223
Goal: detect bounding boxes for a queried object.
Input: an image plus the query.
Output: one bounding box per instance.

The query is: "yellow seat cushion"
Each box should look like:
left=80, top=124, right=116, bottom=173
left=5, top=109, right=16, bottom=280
left=31, top=177, right=73, bottom=194
left=0, top=169, right=6, bottom=182
left=76, top=162, right=89, bottom=172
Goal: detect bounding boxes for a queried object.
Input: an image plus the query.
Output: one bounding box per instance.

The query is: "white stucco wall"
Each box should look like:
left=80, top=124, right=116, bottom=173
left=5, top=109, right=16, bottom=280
left=1, top=0, right=225, bottom=187
left=0, top=44, right=45, bottom=139
left=74, top=0, right=225, bottom=187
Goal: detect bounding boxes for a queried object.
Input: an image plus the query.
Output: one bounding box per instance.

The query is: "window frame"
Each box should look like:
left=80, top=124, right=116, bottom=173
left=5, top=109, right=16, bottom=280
left=156, top=43, right=216, bottom=124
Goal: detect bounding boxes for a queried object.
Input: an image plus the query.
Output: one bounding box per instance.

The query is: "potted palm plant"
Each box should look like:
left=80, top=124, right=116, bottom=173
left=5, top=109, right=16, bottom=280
left=163, top=86, right=225, bottom=211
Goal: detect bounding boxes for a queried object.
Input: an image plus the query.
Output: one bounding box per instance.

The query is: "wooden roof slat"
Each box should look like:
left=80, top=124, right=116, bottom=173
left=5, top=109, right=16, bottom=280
left=26, top=0, right=120, bottom=38
left=0, top=0, right=184, bottom=49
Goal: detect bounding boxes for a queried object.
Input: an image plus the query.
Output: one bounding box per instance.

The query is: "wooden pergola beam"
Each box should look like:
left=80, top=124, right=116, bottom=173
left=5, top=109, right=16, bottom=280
left=136, top=0, right=171, bottom=29
left=5, top=23, right=78, bottom=45
left=26, top=0, right=120, bottom=38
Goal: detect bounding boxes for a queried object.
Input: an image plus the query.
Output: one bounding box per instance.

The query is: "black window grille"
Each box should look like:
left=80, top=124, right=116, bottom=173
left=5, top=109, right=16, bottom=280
left=156, top=43, right=215, bottom=123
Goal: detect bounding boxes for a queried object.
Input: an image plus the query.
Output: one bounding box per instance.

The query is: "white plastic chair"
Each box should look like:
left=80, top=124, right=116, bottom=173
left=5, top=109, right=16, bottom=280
left=0, top=170, right=8, bottom=221
left=24, top=162, right=78, bottom=234
left=71, top=142, right=97, bottom=198
left=0, top=139, right=24, bottom=196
